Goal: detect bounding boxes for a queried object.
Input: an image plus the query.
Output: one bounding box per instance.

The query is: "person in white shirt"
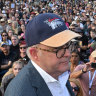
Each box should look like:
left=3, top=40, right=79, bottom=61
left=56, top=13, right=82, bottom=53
left=5, top=13, right=80, bottom=96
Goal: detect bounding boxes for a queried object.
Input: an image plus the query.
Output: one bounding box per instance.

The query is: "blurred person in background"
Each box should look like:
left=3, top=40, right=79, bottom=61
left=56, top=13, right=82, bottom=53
left=70, top=50, right=96, bottom=96
left=83, top=18, right=91, bottom=37
left=18, top=24, right=26, bottom=41
left=6, top=19, right=12, bottom=33
left=0, top=32, right=12, bottom=46
left=74, top=27, right=89, bottom=63
left=0, top=42, right=18, bottom=82
left=10, top=35, right=20, bottom=57
left=0, top=18, right=7, bottom=31
left=0, top=25, right=3, bottom=40
left=89, top=28, right=96, bottom=53
left=7, top=29, right=14, bottom=40
left=0, top=60, right=24, bottom=95
left=0, top=0, right=4, bottom=10
left=18, top=40, right=29, bottom=64
left=11, top=21, right=20, bottom=35
left=70, top=50, right=84, bottom=73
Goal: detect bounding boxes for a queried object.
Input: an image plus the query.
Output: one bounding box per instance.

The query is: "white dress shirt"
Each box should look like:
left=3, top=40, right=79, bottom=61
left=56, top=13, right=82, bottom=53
left=31, top=60, right=70, bottom=96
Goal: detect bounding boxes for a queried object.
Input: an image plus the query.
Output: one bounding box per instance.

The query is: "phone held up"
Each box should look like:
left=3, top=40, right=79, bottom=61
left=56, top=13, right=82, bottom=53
left=91, top=63, right=96, bottom=68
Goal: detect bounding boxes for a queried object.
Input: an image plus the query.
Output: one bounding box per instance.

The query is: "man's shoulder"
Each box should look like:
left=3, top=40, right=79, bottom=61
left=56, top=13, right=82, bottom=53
left=4, top=62, right=35, bottom=96
left=12, top=62, right=33, bottom=81
left=4, top=62, right=51, bottom=96
left=5, top=61, right=42, bottom=88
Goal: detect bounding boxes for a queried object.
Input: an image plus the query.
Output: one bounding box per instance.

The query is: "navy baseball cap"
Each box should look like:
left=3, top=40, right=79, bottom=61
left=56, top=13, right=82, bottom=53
left=25, top=13, right=81, bottom=47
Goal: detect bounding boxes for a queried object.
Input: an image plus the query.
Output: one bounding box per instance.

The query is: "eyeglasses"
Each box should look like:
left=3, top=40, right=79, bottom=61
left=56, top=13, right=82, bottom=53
left=35, top=42, right=73, bottom=59
left=1, top=22, right=5, bottom=23
left=72, top=86, right=79, bottom=91
left=2, top=35, right=7, bottom=37
left=12, top=39, right=17, bottom=41
left=20, top=47, right=27, bottom=49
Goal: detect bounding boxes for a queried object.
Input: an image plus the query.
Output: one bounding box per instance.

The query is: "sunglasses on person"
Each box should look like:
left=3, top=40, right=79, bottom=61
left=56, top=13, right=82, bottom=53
left=2, top=35, right=7, bottom=37
left=1, top=22, right=5, bottom=23
left=72, top=86, right=79, bottom=91
left=20, top=47, right=27, bottom=49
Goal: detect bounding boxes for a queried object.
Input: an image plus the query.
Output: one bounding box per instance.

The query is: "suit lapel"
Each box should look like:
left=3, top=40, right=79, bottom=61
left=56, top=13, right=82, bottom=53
left=26, top=61, right=74, bottom=96
left=66, top=80, right=75, bottom=96
left=27, top=61, right=53, bottom=96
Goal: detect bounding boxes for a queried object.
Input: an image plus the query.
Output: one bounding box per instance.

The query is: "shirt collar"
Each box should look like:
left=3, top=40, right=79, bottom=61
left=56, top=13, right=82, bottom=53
left=31, top=60, right=69, bottom=85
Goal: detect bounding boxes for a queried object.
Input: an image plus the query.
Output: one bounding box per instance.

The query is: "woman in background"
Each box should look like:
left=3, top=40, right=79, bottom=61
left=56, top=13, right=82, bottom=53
left=0, top=60, right=24, bottom=95
left=7, top=29, right=14, bottom=40
left=70, top=50, right=83, bottom=73
left=0, top=32, right=12, bottom=45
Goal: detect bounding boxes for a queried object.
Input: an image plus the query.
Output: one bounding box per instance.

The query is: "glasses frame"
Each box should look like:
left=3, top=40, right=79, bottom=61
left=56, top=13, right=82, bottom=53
left=20, top=47, right=27, bottom=49
left=35, top=42, right=72, bottom=59
left=2, top=35, right=8, bottom=37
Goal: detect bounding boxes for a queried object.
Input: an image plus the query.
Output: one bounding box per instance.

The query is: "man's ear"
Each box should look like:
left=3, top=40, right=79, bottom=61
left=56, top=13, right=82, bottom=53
left=29, top=47, right=38, bottom=60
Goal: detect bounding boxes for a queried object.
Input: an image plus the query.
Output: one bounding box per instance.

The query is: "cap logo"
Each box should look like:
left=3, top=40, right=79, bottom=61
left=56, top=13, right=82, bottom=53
left=44, top=18, right=63, bottom=30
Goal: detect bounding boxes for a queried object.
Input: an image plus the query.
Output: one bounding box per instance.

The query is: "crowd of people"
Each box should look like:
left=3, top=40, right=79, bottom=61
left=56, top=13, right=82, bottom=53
left=0, top=0, right=96, bottom=96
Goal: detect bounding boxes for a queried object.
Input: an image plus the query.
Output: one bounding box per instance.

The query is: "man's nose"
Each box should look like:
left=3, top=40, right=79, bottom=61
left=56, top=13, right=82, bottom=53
left=64, top=49, right=71, bottom=57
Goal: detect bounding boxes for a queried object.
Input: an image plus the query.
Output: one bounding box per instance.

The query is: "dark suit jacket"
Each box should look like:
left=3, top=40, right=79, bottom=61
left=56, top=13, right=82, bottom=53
left=4, top=61, right=75, bottom=96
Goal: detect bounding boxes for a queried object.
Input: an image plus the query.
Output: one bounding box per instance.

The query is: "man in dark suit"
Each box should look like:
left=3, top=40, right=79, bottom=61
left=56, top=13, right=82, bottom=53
left=4, top=13, right=80, bottom=96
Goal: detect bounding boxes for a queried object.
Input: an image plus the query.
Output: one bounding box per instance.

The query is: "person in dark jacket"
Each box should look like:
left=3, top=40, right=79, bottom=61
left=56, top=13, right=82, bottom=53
left=4, top=13, right=80, bottom=96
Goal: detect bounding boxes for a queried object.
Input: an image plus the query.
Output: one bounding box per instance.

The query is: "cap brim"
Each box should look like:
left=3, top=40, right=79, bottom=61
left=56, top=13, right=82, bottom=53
left=1, top=43, right=9, bottom=47
left=40, top=30, right=81, bottom=47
